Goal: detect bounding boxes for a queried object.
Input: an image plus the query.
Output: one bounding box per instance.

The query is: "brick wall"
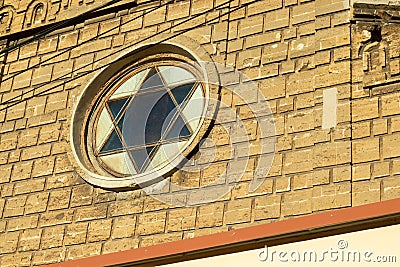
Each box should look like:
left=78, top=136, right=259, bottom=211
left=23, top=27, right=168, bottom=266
left=351, top=3, right=400, bottom=206
left=0, top=0, right=399, bottom=266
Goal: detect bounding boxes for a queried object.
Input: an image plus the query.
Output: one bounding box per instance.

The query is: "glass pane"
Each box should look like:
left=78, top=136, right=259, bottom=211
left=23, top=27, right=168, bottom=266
left=95, top=64, right=205, bottom=175
left=110, top=69, right=149, bottom=100
left=96, top=107, right=114, bottom=150
left=117, top=112, right=125, bottom=131
left=171, top=83, right=195, bottom=105
left=129, top=146, right=156, bottom=171
left=107, top=97, right=130, bottom=121
left=99, top=129, right=124, bottom=154
left=165, top=115, right=191, bottom=141
left=181, top=85, right=204, bottom=130
left=122, top=89, right=178, bottom=147
left=146, top=92, right=179, bottom=144
left=139, top=68, right=164, bottom=91
left=158, top=66, right=196, bottom=86
left=146, top=141, right=186, bottom=171
left=100, top=151, right=135, bottom=175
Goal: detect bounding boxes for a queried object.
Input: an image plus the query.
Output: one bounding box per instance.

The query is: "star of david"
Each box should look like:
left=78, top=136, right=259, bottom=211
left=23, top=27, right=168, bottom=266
left=97, top=67, right=198, bottom=173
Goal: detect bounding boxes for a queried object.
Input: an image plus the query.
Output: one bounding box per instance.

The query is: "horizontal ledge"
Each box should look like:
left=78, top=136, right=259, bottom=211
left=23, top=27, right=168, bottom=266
left=41, top=198, right=400, bottom=267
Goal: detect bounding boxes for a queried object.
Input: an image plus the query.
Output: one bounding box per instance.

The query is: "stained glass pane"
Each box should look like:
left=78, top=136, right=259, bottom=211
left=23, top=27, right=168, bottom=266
left=96, top=107, right=114, bottom=150
left=158, top=66, right=196, bottom=86
left=117, top=112, right=126, bottom=131
left=122, top=89, right=178, bottom=147
left=140, top=68, right=164, bottom=91
left=129, top=146, right=156, bottom=171
left=108, top=97, right=130, bottom=121
left=180, top=124, right=191, bottom=137
left=110, top=69, right=149, bottom=100
left=100, top=151, right=134, bottom=175
left=171, top=83, right=194, bottom=105
left=165, top=115, right=191, bottom=141
left=94, top=64, right=204, bottom=175
left=99, top=129, right=124, bottom=154
left=181, top=85, right=204, bottom=130
left=147, top=141, right=186, bottom=171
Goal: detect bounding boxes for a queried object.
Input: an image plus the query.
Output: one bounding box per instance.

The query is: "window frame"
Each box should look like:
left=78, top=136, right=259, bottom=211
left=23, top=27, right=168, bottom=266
left=86, top=60, right=206, bottom=178
left=69, top=40, right=220, bottom=190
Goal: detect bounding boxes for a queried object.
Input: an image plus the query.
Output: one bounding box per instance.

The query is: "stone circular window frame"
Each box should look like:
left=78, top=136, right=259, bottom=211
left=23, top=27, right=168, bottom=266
left=87, top=59, right=206, bottom=177
left=69, top=37, right=220, bottom=190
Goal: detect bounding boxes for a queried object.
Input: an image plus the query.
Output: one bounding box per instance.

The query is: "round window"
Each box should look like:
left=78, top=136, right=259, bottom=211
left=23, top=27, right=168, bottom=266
left=87, top=62, right=205, bottom=177
left=69, top=42, right=219, bottom=190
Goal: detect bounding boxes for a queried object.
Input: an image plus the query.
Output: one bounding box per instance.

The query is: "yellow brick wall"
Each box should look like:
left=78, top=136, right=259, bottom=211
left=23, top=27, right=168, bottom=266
left=350, top=3, right=400, bottom=206
left=0, top=0, right=399, bottom=266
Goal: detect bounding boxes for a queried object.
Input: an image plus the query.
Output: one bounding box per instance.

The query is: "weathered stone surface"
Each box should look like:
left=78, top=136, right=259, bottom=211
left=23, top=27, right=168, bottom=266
left=0, top=2, right=399, bottom=266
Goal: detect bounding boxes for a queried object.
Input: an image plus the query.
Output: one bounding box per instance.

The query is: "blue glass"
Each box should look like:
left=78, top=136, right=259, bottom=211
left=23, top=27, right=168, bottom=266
left=129, top=146, right=156, bottom=171
left=122, top=89, right=177, bottom=148
left=180, top=123, right=191, bottom=137
left=99, top=129, right=124, bottom=154
left=98, top=65, right=202, bottom=174
left=108, top=97, right=130, bottom=121
left=140, top=68, right=164, bottom=91
left=171, top=83, right=194, bottom=105
left=117, top=113, right=125, bottom=130
left=165, top=115, right=191, bottom=141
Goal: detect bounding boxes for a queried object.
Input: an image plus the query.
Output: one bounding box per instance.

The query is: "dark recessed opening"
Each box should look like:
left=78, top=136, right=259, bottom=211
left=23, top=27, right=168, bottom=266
left=370, top=25, right=382, bottom=43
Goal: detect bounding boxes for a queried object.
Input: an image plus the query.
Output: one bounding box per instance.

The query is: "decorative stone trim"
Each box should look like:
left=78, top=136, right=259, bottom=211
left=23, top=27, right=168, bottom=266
left=68, top=35, right=219, bottom=190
